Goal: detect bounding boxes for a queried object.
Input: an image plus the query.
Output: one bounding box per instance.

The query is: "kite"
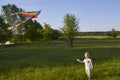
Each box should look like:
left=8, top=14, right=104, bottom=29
left=7, top=10, right=41, bottom=30
left=19, top=11, right=40, bottom=18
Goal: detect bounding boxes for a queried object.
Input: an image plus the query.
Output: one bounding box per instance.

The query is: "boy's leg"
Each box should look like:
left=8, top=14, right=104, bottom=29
left=86, top=69, right=91, bottom=80
left=86, top=74, right=90, bottom=80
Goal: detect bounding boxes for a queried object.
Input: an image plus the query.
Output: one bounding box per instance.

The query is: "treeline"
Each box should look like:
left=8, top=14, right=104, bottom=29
left=80, top=31, right=120, bottom=36
left=0, top=4, right=79, bottom=47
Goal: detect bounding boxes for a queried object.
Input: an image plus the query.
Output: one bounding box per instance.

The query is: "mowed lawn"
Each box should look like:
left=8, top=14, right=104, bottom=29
left=0, top=38, right=120, bottom=80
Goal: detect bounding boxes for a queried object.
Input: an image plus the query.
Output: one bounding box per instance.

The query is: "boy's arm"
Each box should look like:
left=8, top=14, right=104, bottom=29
left=91, top=62, right=93, bottom=69
left=90, top=60, right=93, bottom=69
left=76, top=59, right=84, bottom=63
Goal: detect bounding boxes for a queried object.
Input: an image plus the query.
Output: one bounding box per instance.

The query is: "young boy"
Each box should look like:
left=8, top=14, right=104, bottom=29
left=76, top=52, right=93, bottom=80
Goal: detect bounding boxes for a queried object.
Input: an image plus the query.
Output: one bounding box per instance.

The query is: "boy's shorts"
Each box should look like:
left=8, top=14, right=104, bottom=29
left=85, top=69, right=91, bottom=77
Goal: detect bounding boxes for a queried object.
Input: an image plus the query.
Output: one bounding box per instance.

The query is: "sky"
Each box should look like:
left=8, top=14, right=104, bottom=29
left=0, top=0, right=120, bottom=32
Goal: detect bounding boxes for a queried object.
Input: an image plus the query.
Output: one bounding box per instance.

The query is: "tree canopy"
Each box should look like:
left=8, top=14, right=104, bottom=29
left=61, top=13, right=79, bottom=47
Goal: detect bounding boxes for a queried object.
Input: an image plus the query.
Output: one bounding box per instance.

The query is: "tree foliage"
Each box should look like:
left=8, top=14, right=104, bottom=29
left=2, top=4, right=24, bottom=25
left=61, top=14, right=79, bottom=47
left=52, top=29, right=61, bottom=40
left=43, top=23, right=53, bottom=44
left=24, top=20, right=43, bottom=41
left=0, top=16, right=12, bottom=42
left=107, top=28, right=118, bottom=38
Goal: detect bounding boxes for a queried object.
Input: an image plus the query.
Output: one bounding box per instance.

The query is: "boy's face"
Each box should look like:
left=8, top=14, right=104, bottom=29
left=85, top=53, right=89, bottom=58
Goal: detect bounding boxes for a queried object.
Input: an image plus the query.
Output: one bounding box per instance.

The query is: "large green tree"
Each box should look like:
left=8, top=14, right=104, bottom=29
left=2, top=4, right=24, bottom=25
left=61, top=14, right=79, bottom=47
left=2, top=4, right=26, bottom=42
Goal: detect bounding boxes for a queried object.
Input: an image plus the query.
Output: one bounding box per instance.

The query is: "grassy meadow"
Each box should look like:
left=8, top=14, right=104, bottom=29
left=0, top=37, right=120, bottom=80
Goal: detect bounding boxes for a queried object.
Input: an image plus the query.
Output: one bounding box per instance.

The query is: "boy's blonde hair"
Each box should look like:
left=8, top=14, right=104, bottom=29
left=85, top=52, right=89, bottom=58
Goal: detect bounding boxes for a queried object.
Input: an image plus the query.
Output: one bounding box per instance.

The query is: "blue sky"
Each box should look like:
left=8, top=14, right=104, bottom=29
left=0, top=0, right=120, bottom=32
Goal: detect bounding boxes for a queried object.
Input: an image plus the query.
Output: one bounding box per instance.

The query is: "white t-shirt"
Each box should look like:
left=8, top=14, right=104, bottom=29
left=83, top=58, right=93, bottom=70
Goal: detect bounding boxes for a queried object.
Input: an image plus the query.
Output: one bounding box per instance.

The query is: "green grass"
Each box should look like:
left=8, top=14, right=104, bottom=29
left=0, top=39, right=120, bottom=80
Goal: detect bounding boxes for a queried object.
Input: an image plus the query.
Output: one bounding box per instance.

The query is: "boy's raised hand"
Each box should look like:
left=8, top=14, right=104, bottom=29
left=76, top=58, right=80, bottom=62
left=76, top=58, right=83, bottom=63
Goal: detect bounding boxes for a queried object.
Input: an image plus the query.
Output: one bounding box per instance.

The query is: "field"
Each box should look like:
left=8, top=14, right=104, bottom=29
left=0, top=38, right=120, bottom=80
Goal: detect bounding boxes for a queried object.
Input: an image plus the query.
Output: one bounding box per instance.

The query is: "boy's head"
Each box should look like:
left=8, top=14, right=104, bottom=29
left=84, top=52, right=89, bottom=59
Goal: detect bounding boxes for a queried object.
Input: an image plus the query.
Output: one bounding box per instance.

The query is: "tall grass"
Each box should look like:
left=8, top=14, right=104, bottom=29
left=0, top=39, right=120, bottom=80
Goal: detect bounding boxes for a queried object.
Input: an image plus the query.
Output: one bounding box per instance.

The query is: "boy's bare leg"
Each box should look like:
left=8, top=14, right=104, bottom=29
left=86, top=74, right=90, bottom=80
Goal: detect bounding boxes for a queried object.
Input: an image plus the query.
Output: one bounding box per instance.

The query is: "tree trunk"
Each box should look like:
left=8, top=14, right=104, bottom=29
left=47, top=41, right=50, bottom=45
left=69, top=38, right=73, bottom=47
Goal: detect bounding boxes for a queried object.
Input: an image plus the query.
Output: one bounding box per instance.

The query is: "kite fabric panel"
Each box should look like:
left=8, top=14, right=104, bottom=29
left=19, top=10, right=41, bottom=18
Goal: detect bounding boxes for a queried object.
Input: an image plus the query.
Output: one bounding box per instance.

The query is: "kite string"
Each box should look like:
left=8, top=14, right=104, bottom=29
left=15, top=18, right=30, bottom=28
